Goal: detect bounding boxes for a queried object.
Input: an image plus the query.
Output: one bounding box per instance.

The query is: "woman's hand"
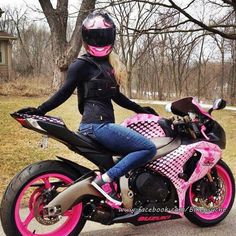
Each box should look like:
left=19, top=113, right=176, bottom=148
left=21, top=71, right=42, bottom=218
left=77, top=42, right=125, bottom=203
left=142, top=106, right=159, bottom=116
left=16, top=107, right=45, bottom=116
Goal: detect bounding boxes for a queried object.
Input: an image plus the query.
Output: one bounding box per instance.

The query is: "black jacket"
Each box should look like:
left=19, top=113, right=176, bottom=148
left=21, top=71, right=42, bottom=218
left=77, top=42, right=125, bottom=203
left=38, top=54, right=146, bottom=124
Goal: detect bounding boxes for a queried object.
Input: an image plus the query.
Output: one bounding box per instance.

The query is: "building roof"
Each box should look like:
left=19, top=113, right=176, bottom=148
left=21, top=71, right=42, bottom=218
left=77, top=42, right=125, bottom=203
left=0, top=31, right=17, bottom=40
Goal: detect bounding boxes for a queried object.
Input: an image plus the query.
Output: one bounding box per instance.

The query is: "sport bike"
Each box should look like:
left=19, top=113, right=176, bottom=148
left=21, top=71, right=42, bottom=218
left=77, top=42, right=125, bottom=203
left=0, top=97, right=235, bottom=236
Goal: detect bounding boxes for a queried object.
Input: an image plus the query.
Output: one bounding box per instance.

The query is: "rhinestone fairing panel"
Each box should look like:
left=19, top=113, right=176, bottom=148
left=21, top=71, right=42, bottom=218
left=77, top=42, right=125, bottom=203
left=16, top=113, right=65, bottom=126
left=121, top=114, right=165, bottom=138
left=146, top=145, right=195, bottom=188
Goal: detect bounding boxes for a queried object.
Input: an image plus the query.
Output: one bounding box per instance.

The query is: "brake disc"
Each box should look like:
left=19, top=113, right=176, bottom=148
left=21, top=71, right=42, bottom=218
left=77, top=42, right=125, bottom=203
left=34, top=196, right=60, bottom=225
left=198, top=177, right=226, bottom=209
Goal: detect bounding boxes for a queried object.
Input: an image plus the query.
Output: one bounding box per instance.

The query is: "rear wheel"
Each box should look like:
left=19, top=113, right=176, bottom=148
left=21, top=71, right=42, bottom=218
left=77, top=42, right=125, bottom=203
left=185, top=160, right=235, bottom=227
left=0, top=160, right=86, bottom=236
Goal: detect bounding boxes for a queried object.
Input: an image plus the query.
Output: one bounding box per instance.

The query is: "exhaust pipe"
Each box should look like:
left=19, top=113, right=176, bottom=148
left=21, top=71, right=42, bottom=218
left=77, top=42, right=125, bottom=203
left=44, top=176, right=103, bottom=214
left=83, top=201, right=112, bottom=225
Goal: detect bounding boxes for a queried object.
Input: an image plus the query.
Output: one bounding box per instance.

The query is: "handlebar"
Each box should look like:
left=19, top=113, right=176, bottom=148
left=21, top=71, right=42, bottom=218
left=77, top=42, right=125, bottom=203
left=173, top=116, right=211, bottom=140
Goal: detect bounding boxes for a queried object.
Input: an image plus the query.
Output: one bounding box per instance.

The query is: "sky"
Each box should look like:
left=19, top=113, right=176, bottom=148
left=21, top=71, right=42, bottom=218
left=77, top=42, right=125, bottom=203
left=0, top=0, right=82, bottom=19
left=0, top=0, right=80, bottom=8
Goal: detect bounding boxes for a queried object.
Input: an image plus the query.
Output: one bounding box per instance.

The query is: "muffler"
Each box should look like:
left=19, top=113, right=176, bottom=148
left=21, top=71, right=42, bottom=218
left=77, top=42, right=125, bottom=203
left=44, top=176, right=103, bottom=214
left=83, top=201, right=112, bottom=224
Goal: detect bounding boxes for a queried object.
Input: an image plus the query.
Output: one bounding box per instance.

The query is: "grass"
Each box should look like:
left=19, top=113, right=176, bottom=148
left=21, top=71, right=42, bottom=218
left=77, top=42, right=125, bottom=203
left=0, top=95, right=236, bottom=201
left=0, top=77, right=52, bottom=97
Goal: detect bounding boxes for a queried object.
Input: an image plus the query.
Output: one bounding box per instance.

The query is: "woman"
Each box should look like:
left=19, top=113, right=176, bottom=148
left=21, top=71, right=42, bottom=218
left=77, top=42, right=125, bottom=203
left=19, top=10, right=157, bottom=206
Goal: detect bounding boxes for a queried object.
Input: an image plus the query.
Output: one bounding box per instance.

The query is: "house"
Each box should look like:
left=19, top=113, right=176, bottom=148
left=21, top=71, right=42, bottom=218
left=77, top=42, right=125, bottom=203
left=0, top=31, right=16, bottom=80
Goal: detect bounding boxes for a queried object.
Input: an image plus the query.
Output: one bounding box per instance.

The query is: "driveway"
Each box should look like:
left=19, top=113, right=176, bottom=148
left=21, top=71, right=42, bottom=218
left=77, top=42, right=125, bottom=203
left=1, top=202, right=235, bottom=236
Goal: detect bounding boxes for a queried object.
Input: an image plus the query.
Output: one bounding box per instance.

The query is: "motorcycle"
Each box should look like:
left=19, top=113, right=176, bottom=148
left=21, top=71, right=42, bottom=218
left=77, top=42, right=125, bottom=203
left=0, top=96, right=235, bottom=236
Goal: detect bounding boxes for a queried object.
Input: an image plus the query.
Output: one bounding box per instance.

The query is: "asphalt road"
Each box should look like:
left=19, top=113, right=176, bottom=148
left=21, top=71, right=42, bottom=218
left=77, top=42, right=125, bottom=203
left=1, top=202, right=235, bottom=236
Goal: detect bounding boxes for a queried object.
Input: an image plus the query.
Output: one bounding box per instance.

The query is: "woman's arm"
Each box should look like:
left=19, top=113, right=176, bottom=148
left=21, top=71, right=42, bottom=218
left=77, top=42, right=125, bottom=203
left=38, top=59, right=86, bottom=114
left=112, top=90, right=147, bottom=113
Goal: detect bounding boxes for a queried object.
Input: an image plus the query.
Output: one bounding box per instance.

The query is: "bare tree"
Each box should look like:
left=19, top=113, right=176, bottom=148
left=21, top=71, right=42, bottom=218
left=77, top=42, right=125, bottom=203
left=212, top=35, right=227, bottom=97
left=110, top=0, right=157, bottom=97
left=1, top=7, right=53, bottom=77
left=135, top=33, right=168, bottom=100
left=2, top=8, right=35, bottom=75
left=112, top=0, right=236, bottom=40
left=0, top=8, right=15, bottom=34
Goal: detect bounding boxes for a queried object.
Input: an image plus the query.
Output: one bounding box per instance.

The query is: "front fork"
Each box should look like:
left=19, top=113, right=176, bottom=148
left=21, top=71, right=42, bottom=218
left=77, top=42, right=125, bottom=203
left=207, top=171, right=214, bottom=182
left=208, top=166, right=221, bottom=195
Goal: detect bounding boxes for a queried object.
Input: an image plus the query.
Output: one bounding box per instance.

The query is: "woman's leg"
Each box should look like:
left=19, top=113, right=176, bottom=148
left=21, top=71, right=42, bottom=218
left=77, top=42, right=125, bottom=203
left=79, top=123, right=156, bottom=205
left=90, top=123, right=156, bottom=205
left=92, top=123, right=157, bottom=178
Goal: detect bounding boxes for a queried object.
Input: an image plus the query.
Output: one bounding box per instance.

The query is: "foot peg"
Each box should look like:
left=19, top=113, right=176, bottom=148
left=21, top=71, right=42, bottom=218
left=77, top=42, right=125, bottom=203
left=105, top=200, right=122, bottom=209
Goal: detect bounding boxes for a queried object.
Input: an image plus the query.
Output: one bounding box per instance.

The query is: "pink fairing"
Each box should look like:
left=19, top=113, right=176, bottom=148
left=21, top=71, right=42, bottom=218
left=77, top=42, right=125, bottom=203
left=146, top=141, right=222, bottom=217
left=87, top=45, right=113, bottom=57
left=121, top=114, right=165, bottom=139
left=15, top=173, right=82, bottom=236
left=192, top=98, right=213, bottom=120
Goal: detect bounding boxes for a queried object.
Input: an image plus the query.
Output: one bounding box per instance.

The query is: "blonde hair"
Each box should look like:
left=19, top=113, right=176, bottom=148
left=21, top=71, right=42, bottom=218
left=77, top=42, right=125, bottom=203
left=109, top=51, right=127, bottom=87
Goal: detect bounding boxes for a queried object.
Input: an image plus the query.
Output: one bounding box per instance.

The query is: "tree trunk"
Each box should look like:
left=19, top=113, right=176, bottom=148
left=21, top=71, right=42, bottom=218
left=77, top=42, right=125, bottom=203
left=53, top=64, right=67, bottom=89
left=126, top=70, right=132, bottom=98
left=38, top=0, right=96, bottom=89
left=220, top=50, right=225, bottom=98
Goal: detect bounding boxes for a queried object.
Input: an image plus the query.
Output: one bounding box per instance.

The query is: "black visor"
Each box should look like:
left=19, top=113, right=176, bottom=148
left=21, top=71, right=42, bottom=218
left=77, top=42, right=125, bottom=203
left=82, top=28, right=116, bottom=47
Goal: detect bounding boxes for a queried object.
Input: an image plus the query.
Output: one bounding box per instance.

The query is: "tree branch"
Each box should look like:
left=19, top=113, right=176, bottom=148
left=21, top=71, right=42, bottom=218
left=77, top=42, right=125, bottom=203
left=38, top=0, right=56, bottom=30
left=168, top=0, right=236, bottom=40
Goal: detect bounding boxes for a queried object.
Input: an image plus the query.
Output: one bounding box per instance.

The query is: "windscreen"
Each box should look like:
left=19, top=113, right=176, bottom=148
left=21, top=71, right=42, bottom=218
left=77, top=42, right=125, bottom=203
left=171, top=97, right=213, bottom=119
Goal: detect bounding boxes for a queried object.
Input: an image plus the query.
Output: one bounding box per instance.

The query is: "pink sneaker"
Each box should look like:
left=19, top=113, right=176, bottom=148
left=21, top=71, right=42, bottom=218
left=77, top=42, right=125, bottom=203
left=91, top=175, right=122, bottom=206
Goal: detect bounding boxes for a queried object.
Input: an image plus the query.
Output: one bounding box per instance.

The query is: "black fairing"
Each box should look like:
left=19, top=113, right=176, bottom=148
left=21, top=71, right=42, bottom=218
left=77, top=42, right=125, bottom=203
left=207, top=121, right=226, bottom=149
left=181, top=121, right=226, bottom=149
left=37, top=121, right=115, bottom=171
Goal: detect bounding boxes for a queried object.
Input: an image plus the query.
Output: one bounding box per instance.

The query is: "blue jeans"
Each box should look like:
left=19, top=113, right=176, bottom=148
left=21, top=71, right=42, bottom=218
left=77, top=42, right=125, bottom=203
left=79, top=123, right=157, bottom=179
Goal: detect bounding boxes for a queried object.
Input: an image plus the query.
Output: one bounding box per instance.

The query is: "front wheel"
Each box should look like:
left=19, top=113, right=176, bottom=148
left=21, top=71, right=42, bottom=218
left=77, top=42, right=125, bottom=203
left=185, top=160, right=235, bottom=227
left=0, top=160, right=86, bottom=236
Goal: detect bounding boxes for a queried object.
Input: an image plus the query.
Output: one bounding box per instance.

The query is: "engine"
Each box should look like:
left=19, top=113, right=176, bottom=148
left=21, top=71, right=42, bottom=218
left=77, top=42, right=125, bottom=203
left=129, top=169, right=171, bottom=204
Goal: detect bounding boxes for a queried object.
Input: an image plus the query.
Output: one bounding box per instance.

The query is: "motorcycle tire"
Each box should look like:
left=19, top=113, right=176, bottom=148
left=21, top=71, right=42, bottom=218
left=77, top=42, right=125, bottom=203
left=0, top=160, right=86, bottom=236
left=185, top=160, right=235, bottom=227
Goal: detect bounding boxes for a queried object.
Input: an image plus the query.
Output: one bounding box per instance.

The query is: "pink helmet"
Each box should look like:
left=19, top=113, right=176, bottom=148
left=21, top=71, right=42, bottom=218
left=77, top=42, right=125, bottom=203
left=82, top=10, right=116, bottom=57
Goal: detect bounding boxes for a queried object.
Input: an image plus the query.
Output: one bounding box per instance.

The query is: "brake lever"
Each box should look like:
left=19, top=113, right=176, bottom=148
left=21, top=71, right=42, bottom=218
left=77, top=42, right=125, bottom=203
left=200, top=125, right=210, bottom=140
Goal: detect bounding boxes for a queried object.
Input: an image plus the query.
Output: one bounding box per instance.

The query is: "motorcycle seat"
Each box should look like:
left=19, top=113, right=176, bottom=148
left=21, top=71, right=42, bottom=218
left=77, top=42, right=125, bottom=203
left=150, top=137, right=173, bottom=149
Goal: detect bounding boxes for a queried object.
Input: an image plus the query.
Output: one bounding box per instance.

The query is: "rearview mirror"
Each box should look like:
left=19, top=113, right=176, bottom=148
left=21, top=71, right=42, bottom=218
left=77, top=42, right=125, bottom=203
left=209, top=98, right=226, bottom=114
left=212, top=98, right=226, bottom=110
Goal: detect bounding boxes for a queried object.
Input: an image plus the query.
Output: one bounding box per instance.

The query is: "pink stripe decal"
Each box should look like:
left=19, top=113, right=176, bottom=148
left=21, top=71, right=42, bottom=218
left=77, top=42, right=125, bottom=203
left=137, top=215, right=171, bottom=221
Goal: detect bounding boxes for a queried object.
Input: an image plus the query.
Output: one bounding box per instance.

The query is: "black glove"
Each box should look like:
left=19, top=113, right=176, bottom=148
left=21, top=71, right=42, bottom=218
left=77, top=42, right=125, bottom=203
left=142, top=106, right=159, bottom=116
left=16, top=107, right=45, bottom=116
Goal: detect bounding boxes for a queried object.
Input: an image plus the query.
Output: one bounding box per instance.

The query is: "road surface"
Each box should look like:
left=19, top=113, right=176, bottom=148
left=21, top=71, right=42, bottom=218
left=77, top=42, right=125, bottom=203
left=1, top=202, right=235, bottom=236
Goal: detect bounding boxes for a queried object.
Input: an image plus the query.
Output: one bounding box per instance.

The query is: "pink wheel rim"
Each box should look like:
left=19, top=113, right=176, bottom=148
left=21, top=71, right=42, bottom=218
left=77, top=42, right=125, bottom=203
left=189, top=164, right=233, bottom=220
left=14, top=173, right=82, bottom=236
